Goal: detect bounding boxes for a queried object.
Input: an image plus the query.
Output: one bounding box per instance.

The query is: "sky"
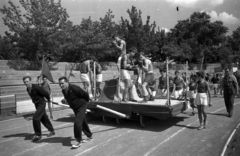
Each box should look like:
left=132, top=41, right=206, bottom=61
left=0, top=0, right=240, bottom=36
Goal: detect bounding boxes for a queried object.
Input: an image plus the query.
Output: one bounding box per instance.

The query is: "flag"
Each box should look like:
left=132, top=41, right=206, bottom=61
left=39, top=57, right=55, bottom=83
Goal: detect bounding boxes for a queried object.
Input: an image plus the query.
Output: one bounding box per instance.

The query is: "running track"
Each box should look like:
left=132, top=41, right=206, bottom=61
left=0, top=97, right=240, bottom=156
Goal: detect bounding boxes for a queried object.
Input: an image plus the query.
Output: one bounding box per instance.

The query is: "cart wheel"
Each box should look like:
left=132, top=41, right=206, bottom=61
left=116, top=118, right=123, bottom=125
left=140, top=115, right=148, bottom=128
left=102, top=116, right=109, bottom=123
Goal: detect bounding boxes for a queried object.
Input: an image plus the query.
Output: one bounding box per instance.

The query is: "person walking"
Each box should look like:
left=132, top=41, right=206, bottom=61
left=195, top=71, right=211, bottom=130
left=23, top=76, right=55, bottom=142
left=58, top=77, right=92, bottom=149
left=222, top=68, right=238, bottom=117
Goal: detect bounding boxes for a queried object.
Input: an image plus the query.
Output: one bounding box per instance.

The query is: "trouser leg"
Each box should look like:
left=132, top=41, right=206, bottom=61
left=229, top=94, right=235, bottom=116
left=40, top=111, right=54, bottom=132
left=74, top=105, right=88, bottom=141
left=33, top=104, right=45, bottom=136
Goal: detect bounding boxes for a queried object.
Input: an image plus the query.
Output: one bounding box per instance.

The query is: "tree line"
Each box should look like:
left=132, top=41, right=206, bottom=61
left=0, top=0, right=239, bottom=69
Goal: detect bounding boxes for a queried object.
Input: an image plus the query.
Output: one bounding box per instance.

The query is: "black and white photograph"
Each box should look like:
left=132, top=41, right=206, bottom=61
left=0, top=0, right=240, bottom=155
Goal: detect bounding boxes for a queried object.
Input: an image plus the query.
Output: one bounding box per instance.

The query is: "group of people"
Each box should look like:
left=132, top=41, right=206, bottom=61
left=112, top=35, right=155, bottom=103
left=21, top=34, right=239, bottom=150
left=23, top=75, right=93, bottom=149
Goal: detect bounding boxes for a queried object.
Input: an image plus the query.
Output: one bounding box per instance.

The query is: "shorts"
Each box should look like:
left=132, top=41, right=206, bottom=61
left=195, top=93, right=208, bottom=106
left=213, top=84, right=218, bottom=89
left=120, top=69, right=131, bottom=80
left=80, top=73, right=90, bottom=82
left=96, top=74, right=103, bottom=82
left=187, top=91, right=196, bottom=99
left=173, top=89, right=183, bottom=99
left=144, top=73, right=154, bottom=84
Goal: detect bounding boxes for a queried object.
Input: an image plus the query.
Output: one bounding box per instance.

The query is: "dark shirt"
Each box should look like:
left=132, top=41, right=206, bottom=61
left=62, top=84, right=89, bottom=110
left=158, top=76, right=167, bottom=89
left=189, top=82, right=197, bottom=91
left=211, top=77, right=220, bottom=84
left=174, top=76, right=184, bottom=91
left=223, top=75, right=238, bottom=95
left=197, top=80, right=208, bottom=93
left=80, top=60, right=90, bottom=73
left=91, top=62, right=102, bottom=75
left=27, top=84, right=50, bottom=104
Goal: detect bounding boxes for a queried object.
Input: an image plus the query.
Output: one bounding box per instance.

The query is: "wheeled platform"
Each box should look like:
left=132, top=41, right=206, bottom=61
left=87, top=79, right=186, bottom=127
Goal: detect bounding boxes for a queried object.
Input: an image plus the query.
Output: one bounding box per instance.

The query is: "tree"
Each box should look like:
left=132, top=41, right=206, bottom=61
left=0, top=0, right=70, bottom=68
left=169, top=12, right=228, bottom=65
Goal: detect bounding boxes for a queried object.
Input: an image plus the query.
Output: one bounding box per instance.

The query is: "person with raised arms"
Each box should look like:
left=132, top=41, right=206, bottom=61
left=112, top=35, right=126, bottom=101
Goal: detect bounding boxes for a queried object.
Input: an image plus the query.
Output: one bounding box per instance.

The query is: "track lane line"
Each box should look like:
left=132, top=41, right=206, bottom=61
left=8, top=125, right=100, bottom=156
left=144, top=101, right=240, bottom=156
left=75, top=129, right=134, bottom=156
left=0, top=123, right=98, bottom=144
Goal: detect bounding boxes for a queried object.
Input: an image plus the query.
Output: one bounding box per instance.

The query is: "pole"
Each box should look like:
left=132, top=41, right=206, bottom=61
left=166, top=57, right=170, bottom=106
left=51, top=101, right=130, bottom=119
left=93, top=61, right=96, bottom=100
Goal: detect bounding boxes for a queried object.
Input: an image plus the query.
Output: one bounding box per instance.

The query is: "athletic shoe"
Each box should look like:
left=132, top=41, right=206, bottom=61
left=190, top=112, right=195, bottom=116
left=139, top=99, right=148, bottom=103
left=203, top=122, right=207, bottom=129
left=148, top=96, right=155, bottom=101
left=32, top=135, right=42, bottom=142
left=198, top=125, right=204, bottom=130
left=82, top=136, right=93, bottom=143
left=72, top=141, right=81, bottom=149
left=47, top=131, right=55, bottom=137
left=122, top=99, right=128, bottom=102
left=129, top=98, right=138, bottom=102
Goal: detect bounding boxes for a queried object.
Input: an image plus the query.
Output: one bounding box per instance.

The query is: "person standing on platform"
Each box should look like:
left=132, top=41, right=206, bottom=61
left=79, top=59, right=94, bottom=101
left=119, top=47, right=138, bottom=102
left=41, top=75, right=53, bottom=119
left=195, top=71, right=211, bottom=130
left=112, top=35, right=126, bottom=102
left=59, top=77, right=93, bottom=149
left=23, top=76, right=55, bottom=142
left=222, top=68, right=238, bottom=117
left=138, top=52, right=155, bottom=103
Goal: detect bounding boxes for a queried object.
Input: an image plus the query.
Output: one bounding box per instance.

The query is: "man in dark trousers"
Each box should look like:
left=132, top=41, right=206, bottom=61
left=23, top=76, right=55, bottom=142
left=58, top=77, right=92, bottom=149
left=222, top=68, right=238, bottom=117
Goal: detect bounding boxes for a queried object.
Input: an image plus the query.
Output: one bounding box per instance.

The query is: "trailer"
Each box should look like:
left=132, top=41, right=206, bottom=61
left=87, top=78, right=186, bottom=127
left=86, top=58, right=186, bottom=127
